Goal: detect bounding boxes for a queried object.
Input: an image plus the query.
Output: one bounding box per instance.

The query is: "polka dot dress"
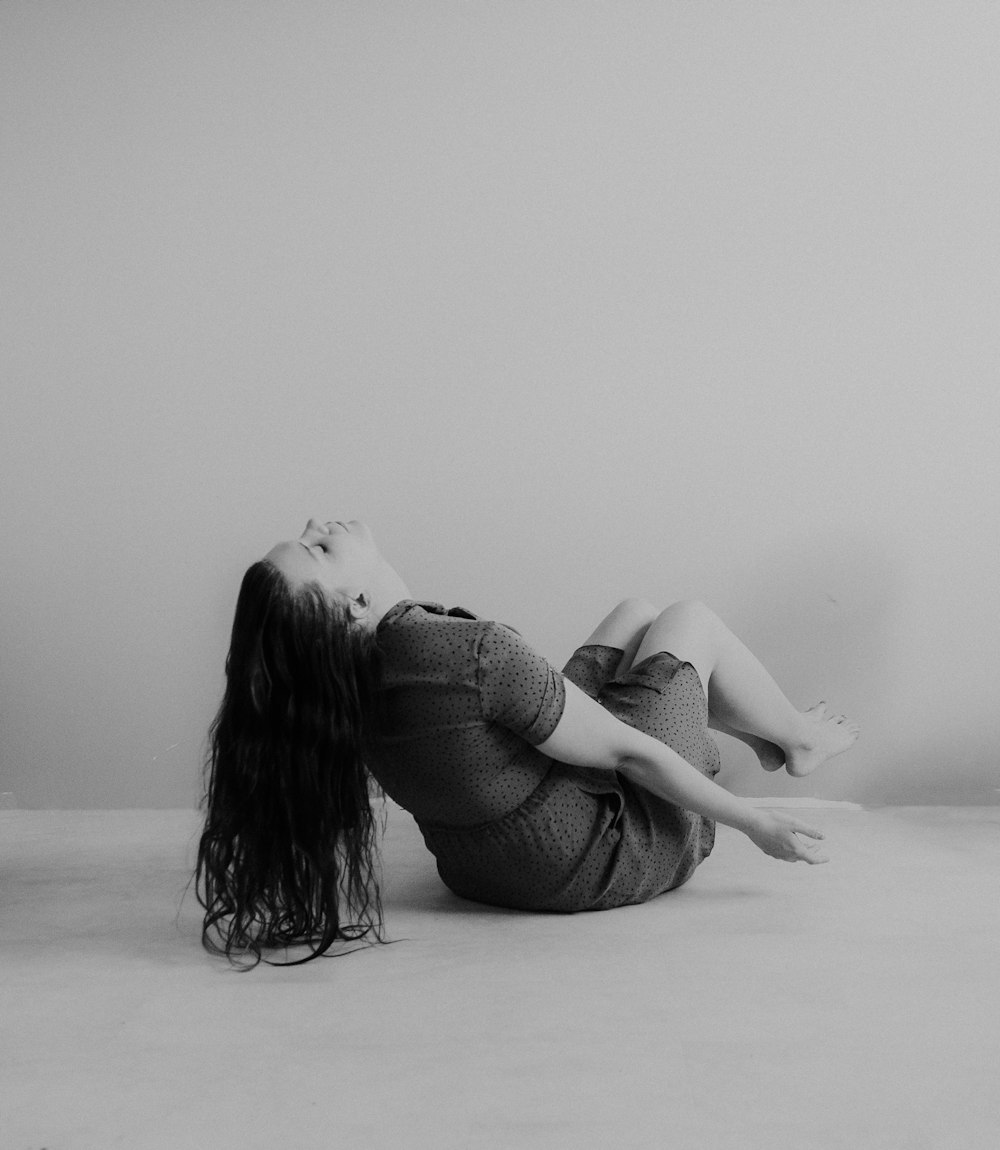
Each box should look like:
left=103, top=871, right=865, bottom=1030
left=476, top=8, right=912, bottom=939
left=367, top=601, right=720, bottom=912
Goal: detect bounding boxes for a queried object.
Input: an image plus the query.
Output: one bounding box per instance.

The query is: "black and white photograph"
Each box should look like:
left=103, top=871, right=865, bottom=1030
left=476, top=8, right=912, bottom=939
left=2, top=3, right=998, bottom=1147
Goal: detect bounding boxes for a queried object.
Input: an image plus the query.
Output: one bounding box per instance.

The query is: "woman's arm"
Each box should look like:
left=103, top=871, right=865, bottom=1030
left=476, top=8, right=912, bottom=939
left=536, top=680, right=829, bottom=864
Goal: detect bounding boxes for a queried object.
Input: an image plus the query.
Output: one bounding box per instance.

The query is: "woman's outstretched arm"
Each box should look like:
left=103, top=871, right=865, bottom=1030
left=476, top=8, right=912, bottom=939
left=537, top=680, right=830, bottom=864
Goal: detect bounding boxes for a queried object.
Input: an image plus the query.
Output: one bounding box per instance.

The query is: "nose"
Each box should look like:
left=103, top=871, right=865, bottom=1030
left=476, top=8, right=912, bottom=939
left=303, top=518, right=346, bottom=537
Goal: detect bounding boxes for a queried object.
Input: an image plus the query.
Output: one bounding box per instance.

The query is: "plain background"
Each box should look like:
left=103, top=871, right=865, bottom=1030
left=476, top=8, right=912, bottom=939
left=2, top=0, right=998, bottom=810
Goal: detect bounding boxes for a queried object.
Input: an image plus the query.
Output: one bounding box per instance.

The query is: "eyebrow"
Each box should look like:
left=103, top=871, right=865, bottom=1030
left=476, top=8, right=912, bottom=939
left=297, top=541, right=318, bottom=560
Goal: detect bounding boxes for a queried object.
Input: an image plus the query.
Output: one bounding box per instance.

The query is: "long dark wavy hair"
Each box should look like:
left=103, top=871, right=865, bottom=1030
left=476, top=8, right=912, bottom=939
left=196, top=560, right=386, bottom=968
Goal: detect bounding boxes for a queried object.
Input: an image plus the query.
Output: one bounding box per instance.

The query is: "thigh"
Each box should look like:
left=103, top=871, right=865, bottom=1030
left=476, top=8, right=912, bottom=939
left=579, top=598, right=660, bottom=672
left=631, top=600, right=722, bottom=697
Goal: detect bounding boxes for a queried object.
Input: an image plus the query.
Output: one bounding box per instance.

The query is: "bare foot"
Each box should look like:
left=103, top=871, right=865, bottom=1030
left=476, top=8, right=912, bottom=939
left=785, top=702, right=860, bottom=778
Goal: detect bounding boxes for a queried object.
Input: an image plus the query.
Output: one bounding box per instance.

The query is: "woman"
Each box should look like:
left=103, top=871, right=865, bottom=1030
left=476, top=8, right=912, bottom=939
left=197, top=518, right=859, bottom=967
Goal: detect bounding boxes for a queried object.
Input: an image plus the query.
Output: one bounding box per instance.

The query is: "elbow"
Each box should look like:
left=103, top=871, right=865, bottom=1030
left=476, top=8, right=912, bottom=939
left=615, top=735, right=669, bottom=793
left=615, top=751, right=646, bottom=787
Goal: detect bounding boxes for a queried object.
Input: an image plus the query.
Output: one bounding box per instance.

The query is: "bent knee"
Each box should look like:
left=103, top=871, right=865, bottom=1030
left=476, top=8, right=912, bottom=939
left=614, top=597, right=660, bottom=628
left=661, top=598, right=718, bottom=625
left=646, top=600, right=726, bottom=651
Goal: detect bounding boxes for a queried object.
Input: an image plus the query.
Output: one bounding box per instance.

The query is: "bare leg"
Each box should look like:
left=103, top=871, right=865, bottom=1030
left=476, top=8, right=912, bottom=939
left=631, top=600, right=859, bottom=778
left=580, top=598, right=660, bottom=677
left=582, top=600, right=786, bottom=772
left=708, top=713, right=786, bottom=772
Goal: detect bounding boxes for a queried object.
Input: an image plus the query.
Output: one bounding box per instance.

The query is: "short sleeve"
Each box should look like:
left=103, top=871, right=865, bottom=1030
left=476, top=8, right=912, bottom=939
left=477, top=622, right=567, bottom=745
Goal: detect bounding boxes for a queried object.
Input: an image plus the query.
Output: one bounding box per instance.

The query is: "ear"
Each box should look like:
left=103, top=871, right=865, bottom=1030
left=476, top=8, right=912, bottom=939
left=347, top=592, right=371, bottom=622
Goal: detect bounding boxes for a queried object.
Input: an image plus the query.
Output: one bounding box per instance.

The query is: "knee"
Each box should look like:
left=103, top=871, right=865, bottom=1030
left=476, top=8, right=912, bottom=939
left=659, top=599, right=720, bottom=628
left=614, top=597, right=660, bottom=629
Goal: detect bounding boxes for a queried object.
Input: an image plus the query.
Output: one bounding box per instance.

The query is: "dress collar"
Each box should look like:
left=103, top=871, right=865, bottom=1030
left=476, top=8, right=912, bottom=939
left=376, top=600, right=479, bottom=631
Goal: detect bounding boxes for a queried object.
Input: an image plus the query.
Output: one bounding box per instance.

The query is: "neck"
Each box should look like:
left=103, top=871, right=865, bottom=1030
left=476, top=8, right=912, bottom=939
left=368, top=561, right=411, bottom=626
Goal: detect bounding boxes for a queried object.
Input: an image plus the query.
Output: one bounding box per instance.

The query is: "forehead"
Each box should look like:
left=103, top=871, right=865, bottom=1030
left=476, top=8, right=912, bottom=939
left=264, top=540, right=316, bottom=585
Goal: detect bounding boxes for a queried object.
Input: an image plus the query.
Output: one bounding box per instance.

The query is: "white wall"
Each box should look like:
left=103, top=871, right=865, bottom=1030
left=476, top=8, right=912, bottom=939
left=2, top=1, right=998, bottom=808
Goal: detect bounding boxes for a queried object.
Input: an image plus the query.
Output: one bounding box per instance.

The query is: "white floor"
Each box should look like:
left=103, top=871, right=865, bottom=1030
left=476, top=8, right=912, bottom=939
left=2, top=803, right=998, bottom=1150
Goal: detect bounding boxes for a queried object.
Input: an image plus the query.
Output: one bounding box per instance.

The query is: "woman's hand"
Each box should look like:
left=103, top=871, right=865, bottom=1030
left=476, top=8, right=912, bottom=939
left=744, top=809, right=830, bottom=864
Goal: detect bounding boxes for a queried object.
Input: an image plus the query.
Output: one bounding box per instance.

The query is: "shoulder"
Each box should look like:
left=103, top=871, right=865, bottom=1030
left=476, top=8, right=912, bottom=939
left=377, top=599, right=532, bottom=651
left=378, top=600, right=486, bottom=631
left=377, top=601, right=537, bottom=673
left=376, top=601, right=495, bottom=683
left=476, top=621, right=566, bottom=742
left=476, top=620, right=560, bottom=690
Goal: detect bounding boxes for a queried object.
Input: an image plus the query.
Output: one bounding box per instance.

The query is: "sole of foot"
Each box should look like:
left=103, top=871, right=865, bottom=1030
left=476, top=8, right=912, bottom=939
left=785, top=702, right=860, bottom=778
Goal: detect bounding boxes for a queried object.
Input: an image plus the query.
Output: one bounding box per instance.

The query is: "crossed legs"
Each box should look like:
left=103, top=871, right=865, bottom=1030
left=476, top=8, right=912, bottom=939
left=581, top=598, right=859, bottom=778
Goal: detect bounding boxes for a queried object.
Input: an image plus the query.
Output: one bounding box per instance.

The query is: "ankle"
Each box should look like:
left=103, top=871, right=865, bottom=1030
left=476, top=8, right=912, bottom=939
left=784, top=714, right=817, bottom=756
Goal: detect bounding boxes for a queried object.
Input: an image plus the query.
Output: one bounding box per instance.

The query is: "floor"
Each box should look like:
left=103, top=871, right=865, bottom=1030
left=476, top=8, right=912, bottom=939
left=2, top=803, right=998, bottom=1150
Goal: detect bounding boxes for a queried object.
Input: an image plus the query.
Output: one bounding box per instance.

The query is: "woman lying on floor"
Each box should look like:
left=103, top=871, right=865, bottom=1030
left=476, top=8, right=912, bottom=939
left=197, top=518, right=859, bottom=967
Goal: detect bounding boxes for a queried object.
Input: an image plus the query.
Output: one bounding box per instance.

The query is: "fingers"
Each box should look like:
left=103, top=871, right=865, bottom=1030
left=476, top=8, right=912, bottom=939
left=790, top=834, right=830, bottom=864
left=792, top=821, right=825, bottom=841
left=776, top=812, right=825, bottom=840
left=750, top=812, right=831, bottom=864
left=776, top=819, right=830, bottom=863
left=796, top=843, right=830, bottom=865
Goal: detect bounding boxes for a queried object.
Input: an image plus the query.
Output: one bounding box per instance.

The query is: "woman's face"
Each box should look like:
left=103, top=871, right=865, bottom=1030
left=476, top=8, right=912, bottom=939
left=264, top=519, right=380, bottom=602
